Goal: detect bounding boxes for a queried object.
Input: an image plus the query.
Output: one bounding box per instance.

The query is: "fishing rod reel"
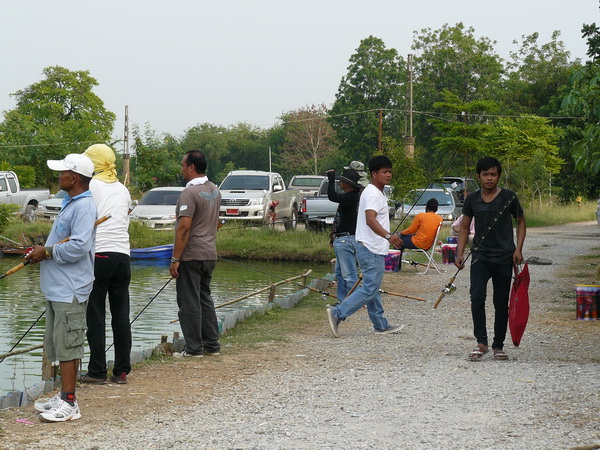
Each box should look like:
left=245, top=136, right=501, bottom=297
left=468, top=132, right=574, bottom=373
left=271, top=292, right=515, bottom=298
left=442, top=282, right=456, bottom=295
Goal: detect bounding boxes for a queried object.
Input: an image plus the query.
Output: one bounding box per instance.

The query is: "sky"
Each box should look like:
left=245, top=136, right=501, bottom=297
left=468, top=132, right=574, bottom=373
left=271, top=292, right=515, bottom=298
left=0, top=0, right=597, bottom=151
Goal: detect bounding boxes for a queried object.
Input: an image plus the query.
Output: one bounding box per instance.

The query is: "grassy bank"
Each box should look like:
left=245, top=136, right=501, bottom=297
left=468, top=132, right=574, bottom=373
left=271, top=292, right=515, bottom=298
left=1, top=201, right=596, bottom=263
left=524, top=201, right=596, bottom=227
left=0, top=220, right=335, bottom=262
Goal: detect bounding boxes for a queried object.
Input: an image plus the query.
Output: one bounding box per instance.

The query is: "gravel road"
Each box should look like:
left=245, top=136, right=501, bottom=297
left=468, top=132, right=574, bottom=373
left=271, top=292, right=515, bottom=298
left=2, top=221, right=599, bottom=449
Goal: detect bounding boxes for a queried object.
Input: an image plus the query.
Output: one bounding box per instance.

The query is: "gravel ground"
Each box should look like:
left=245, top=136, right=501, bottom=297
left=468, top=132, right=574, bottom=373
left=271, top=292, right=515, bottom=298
left=1, top=221, right=599, bottom=449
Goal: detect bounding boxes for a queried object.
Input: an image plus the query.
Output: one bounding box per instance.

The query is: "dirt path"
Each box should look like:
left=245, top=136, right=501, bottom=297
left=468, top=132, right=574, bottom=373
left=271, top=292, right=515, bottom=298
left=1, top=222, right=599, bottom=449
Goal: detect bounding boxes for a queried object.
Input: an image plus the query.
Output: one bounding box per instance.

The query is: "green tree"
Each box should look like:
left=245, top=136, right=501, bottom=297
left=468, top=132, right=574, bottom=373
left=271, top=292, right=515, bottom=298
left=484, top=115, right=564, bottom=202
left=0, top=66, right=115, bottom=186
left=411, top=23, right=504, bottom=154
left=132, top=124, right=182, bottom=190
left=561, top=23, right=600, bottom=175
left=280, top=104, right=337, bottom=175
left=502, top=31, right=575, bottom=116
left=428, top=90, right=499, bottom=175
left=225, top=123, right=270, bottom=173
left=180, top=123, right=229, bottom=181
left=329, top=36, right=406, bottom=163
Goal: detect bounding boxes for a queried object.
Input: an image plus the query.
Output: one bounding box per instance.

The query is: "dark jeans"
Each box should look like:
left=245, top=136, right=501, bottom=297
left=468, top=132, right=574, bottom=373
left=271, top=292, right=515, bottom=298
left=176, top=260, right=220, bottom=355
left=401, top=234, right=418, bottom=249
left=470, top=259, right=512, bottom=350
left=86, top=252, right=132, bottom=378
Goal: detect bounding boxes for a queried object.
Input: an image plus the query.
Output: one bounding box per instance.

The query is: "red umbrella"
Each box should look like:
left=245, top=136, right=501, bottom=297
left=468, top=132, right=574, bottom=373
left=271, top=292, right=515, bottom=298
left=509, top=263, right=530, bottom=347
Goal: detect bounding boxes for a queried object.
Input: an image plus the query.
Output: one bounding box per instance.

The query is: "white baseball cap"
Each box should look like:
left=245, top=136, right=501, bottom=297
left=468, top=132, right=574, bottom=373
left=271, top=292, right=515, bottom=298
left=47, top=154, right=95, bottom=178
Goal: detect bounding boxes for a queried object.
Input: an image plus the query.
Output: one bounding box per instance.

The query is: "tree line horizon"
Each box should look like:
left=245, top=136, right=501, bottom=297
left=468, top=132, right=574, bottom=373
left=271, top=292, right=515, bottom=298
left=1, top=22, right=599, bottom=205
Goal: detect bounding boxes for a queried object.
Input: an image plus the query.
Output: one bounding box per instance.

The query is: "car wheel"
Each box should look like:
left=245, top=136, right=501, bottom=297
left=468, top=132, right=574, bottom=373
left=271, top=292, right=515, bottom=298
left=284, top=207, right=298, bottom=231
left=22, top=204, right=36, bottom=223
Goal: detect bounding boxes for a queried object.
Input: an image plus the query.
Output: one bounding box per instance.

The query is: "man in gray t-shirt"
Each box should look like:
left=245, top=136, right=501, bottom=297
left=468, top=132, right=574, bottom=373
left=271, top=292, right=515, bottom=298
left=169, top=150, right=222, bottom=358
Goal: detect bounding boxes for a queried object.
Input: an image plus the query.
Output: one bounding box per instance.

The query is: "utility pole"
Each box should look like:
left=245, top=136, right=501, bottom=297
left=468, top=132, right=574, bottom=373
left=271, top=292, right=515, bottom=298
left=378, top=109, right=383, bottom=153
left=403, top=54, right=415, bottom=159
left=122, top=105, right=130, bottom=186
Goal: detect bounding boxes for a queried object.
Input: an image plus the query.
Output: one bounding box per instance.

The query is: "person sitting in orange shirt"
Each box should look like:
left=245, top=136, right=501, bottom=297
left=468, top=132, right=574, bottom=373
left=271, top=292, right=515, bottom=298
left=399, top=198, right=443, bottom=250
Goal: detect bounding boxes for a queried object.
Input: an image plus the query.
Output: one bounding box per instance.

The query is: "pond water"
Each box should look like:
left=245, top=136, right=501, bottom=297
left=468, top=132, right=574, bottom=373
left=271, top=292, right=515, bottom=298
left=0, top=255, right=330, bottom=396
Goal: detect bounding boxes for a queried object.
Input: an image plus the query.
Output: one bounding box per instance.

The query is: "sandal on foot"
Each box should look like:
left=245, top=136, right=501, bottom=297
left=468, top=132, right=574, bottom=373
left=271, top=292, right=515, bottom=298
left=493, top=349, right=509, bottom=360
left=468, top=347, right=488, bottom=361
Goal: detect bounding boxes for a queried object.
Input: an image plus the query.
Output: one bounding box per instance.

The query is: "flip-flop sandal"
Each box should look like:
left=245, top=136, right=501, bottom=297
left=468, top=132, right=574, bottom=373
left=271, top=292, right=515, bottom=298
left=525, top=256, right=552, bottom=265
left=468, top=347, right=488, bottom=361
left=493, top=349, right=509, bottom=360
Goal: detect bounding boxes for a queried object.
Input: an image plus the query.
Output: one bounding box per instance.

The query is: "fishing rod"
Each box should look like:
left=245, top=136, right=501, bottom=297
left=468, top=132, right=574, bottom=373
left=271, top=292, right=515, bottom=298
left=378, top=288, right=426, bottom=302
left=0, top=215, right=111, bottom=281
left=0, top=234, right=26, bottom=247
left=219, top=257, right=336, bottom=298
left=105, top=277, right=174, bottom=352
left=433, top=191, right=518, bottom=309
left=0, top=310, right=45, bottom=363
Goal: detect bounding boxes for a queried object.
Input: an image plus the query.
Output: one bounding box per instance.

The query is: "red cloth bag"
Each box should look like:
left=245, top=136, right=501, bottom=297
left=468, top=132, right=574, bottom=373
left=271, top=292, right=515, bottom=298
left=509, top=263, right=530, bottom=347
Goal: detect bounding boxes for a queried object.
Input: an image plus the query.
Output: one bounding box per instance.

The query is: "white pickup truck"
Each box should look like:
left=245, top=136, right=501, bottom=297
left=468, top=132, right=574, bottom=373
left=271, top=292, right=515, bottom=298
left=0, top=171, right=50, bottom=222
left=219, top=170, right=299, bottom=230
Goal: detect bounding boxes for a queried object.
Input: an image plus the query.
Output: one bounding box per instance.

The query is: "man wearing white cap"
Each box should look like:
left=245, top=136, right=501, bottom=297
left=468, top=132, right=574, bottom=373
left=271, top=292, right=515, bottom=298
left=26, top=153, right=97, bottom=422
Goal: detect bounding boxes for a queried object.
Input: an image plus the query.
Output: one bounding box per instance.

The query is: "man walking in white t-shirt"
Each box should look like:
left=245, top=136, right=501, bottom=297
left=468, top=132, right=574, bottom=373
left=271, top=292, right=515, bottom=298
left=327, top=155, right=404, bottom=337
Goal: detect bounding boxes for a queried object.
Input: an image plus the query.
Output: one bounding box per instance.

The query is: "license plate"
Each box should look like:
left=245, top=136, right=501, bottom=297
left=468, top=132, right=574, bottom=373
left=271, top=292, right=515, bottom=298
left=226, top=209, right=239, bottom=215
left=325, top=216, right=334, bottom=224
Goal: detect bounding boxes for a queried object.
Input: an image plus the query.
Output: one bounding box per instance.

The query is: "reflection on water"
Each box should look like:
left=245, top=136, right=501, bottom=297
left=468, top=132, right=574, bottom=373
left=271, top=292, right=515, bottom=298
left=0, top=255, right=329, bottom=396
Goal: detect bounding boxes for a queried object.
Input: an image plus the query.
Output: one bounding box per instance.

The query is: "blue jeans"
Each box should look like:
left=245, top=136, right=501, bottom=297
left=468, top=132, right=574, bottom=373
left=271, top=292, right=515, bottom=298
left=333, top=235, right=358, bottom=301
left=470, top=259, right=512, bottom=350
left=333, top=243, right=389, bottom=331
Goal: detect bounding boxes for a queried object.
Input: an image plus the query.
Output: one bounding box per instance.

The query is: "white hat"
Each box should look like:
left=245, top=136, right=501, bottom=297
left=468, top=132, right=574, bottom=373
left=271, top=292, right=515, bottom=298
left=47, top=153, right=95, bottom=178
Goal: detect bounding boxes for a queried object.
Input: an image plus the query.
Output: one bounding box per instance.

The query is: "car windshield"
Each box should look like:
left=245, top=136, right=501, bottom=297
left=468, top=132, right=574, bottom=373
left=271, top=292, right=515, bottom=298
left=408, top=190, right=455, bottom=207
left=54, top=190, right=67, bottom=199
left=291, top=177, right=323, bottom=187
left=220, top=175, right=269, bottom=190
left=139, top=190, right=181, bottom=206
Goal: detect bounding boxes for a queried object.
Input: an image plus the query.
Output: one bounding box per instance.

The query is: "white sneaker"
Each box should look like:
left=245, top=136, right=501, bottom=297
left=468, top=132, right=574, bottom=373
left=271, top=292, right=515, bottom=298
left=39, top=399, right=81, bottom=422
left=173, top=351, right=203, bottom=359
left=375, top=324, right=405, bottom=334
left=34, top=394, right=61, bottom=413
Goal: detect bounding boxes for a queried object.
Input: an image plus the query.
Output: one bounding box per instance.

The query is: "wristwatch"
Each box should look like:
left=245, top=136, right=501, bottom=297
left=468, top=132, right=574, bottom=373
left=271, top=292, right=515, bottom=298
left=170, top=257, right=180, bottom=263
left=385, top=233, right=391, bottom=240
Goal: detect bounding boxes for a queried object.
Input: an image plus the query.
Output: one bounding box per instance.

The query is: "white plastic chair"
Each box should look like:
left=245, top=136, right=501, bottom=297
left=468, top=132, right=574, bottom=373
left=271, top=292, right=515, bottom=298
left=404, top=222, right=445, bottom=275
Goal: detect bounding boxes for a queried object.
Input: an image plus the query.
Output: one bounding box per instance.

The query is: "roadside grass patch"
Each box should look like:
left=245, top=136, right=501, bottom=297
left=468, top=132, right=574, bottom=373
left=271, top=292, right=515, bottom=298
left=525, top=202, right=595, bottom=227
left=220, top=294, right=329, bottom=349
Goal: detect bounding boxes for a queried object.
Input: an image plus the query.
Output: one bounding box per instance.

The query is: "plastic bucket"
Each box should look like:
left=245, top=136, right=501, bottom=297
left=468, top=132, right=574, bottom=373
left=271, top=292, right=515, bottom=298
left=441, top=244, right=457, bottom=264
left=385, top=250, right=402, bottom=272
left=575, top=285, right=600, bottom=320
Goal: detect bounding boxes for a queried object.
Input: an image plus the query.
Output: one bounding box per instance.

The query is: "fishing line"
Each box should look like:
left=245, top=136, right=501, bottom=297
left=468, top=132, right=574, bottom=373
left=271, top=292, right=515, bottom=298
left=105, top=277, right=174, bottom=353
left=0, top=310, right=46, bottom=364
left=433, top=191, right=519, bottom=309
left=219, top=257, right=334, bottom=297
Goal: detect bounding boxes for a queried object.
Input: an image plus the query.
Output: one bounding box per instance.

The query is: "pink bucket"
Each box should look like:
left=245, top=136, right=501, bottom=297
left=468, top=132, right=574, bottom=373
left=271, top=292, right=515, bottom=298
left=575, top=285, right=600, bottom=320
left=441, top=244, right=457, bottom=264
left=385, top=250, right=401, bottom=272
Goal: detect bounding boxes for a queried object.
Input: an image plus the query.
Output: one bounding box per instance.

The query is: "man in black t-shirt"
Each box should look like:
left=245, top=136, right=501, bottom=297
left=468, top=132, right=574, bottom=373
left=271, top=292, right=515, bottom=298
left=455, top=156, right=526, bottom=361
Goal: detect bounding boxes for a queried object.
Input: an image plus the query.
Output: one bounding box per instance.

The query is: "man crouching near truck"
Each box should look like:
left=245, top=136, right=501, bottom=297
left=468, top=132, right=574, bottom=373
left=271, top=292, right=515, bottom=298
left=326, top=155, right=404, bottom=337
left=27, top=154, right=97, bottom=422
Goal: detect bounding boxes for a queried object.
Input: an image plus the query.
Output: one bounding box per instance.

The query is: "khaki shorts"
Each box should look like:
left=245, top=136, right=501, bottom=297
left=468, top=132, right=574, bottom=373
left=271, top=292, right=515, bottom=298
left=44, top=297, right=87, bottom=362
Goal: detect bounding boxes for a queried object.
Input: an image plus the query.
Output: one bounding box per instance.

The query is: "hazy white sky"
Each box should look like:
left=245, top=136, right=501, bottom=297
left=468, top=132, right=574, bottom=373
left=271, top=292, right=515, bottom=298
left=0, top=0, right=597, bottom=148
